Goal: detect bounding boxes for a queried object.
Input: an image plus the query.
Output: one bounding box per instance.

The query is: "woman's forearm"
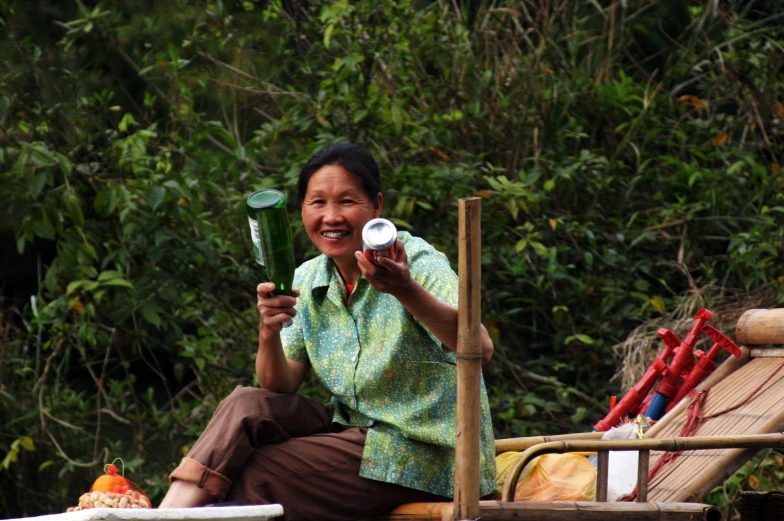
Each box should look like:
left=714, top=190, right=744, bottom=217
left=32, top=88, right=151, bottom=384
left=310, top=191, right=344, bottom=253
left=256, top=330, right=300, bottom=393
left=391, top=281, right=494, bottom=363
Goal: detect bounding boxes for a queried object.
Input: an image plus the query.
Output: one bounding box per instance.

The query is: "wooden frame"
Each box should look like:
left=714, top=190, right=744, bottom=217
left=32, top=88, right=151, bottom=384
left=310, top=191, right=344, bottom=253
left=372, top=202, right=784, bottom=521
left=500, top=433, right=784, bottom=502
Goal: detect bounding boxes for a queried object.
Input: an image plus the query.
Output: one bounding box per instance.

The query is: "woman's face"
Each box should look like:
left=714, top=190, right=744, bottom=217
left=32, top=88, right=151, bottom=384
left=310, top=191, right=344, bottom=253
left=301, top=164, right=382, bottom=266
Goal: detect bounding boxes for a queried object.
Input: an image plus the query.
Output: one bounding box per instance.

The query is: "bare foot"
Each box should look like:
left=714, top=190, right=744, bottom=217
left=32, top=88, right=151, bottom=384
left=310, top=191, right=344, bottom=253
left=159, top=480, right=217, bottom=508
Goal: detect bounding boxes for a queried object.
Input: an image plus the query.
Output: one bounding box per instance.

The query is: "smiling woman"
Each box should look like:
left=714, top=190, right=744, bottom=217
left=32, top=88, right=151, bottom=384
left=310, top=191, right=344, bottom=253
left=159, top=143, right=496, bottom=521
left=300, top=163, right=382, bottom=284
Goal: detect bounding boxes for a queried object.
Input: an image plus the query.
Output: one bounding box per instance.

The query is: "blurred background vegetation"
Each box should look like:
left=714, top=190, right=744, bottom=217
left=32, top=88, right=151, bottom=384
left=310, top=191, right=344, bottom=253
left=1, top=0, right=783, bottom=518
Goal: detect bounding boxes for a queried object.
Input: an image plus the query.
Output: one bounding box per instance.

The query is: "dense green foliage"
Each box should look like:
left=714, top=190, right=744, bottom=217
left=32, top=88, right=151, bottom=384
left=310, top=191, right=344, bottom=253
left=1, top=0, right=783, bottom=516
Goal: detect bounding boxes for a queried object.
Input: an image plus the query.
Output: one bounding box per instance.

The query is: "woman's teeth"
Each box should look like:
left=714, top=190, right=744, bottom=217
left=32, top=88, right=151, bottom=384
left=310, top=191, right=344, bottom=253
left=322, top=231, right=348, bottom=239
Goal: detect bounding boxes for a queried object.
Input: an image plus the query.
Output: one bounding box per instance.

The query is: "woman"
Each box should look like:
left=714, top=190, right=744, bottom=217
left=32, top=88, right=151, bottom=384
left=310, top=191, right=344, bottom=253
left=160, top=143, right=496, bottom=520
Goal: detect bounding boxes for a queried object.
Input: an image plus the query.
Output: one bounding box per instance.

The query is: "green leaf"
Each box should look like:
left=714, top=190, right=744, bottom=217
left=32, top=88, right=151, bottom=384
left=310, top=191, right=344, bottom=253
left=19, top=436, right=35, bottom=451
left=119, top=113, right=138, bottom=132
left=727, top=161, right=746, bottom=175
left=565, top=334, right=595, bottom=345
left=102, top=278, right=135, bottom=289
left=352, top=109, right=368, bottom=123
left=531, top=241, right=549, bottom=257
left=66, top=195, right=85, bottom=228
left=82, top=280, right=100, bottom=292
left=390, top=104, right=403, bottom=134
left=149, top=186, right=166, bottom=210
left=570, top=407, right=587, bottom=424
left=1, top=436, right=34, bottom=470
left=97, top=270, right=124, bottom=281
left=66, top=279, right=100, bottom=293
left=140, top=302, right=162, bottom=328
left=138, top=65, right=156, bottom=77
left=324, top=23, right=334, bottom=48
left=55, top=153, right=73, bottom=176
left=29, top=171, right=49, bottom=198
left=163, top=180, right=182, bottom=192
left=1, top=448, right=18, bottom=470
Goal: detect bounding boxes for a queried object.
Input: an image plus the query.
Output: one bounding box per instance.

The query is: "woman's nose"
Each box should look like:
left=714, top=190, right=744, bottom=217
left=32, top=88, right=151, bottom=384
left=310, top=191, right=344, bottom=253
left=323, top=202, right=343, bottom=222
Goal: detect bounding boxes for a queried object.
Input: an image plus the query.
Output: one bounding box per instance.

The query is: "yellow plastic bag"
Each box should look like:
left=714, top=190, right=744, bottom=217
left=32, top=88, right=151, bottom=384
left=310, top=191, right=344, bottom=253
left=494, top=451, right=596, bottom=501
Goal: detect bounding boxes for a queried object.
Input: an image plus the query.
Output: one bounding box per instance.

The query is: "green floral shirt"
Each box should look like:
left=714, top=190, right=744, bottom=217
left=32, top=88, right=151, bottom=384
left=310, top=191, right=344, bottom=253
left=281, top=232, right=496, bottom=498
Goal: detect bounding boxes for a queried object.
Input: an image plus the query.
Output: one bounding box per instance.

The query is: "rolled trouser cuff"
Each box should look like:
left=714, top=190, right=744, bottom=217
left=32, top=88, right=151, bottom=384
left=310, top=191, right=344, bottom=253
left=170, top=456, right=232, bottom=500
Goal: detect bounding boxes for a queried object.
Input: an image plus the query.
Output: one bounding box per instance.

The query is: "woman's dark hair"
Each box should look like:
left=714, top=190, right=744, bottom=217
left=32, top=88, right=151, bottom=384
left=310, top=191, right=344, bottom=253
left=297, top=143, right=382, bottom=207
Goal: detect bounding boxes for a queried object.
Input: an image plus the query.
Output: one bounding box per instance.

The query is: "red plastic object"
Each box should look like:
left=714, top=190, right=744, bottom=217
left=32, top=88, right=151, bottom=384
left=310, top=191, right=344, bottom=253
left=666, top=324, right=740, bottom=411
left=594, top=328, right=679, bottom=431
left=653, top=308, right=713, bottom=401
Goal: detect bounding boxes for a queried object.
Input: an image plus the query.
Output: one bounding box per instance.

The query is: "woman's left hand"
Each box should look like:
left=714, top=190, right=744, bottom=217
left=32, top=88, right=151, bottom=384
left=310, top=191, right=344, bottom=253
left=355, top=239, right=413, bottom=296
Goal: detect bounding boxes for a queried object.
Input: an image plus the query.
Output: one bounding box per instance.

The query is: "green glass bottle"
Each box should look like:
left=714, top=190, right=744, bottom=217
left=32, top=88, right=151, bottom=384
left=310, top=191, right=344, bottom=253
left=246, top=189, right=296, bottom=297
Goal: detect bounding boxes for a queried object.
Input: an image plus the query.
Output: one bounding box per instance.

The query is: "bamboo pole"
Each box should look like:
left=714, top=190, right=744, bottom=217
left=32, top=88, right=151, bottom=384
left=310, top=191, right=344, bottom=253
left=373, top=500, right=719, bottom=521
left=470, top=500, right=721, bottom=521
left=375, top=500, right=720, bottom=521
left=736, top=308, right=784, bottom=345
left=453, top=197, right=482, bottom=521
left=596, top=451, right=609, bottom=502
left=500, top=432, right=784, bottom=501
left=749, top=348, right=784, bottom=357
left=637, top=450, right=650, bottom=502
left=495, top=431, right=605, bottom=453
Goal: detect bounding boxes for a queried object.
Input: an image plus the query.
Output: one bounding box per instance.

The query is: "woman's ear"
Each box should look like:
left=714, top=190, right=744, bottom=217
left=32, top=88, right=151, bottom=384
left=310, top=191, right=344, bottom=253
left=374, top=193, right=384, bottom=217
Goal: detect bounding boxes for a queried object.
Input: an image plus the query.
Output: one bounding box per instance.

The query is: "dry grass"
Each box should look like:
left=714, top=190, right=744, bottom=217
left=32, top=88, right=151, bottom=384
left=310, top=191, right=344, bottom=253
left=612, top=286, right=779, bottom=392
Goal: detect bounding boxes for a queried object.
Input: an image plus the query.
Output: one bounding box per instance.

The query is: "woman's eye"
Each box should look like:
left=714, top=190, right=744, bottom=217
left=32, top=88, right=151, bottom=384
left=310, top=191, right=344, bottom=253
left=341, top=199, right=355, bottom=205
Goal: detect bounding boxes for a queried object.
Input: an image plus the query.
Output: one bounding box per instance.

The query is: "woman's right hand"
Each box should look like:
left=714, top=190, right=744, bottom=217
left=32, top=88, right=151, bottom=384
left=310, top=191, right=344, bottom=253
left=256, top=283, right=299, bottom=337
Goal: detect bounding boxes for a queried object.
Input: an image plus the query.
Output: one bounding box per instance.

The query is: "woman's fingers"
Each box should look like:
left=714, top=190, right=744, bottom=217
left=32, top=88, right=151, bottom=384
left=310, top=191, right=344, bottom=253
left=256, top=283, right=299, bottom=331
left=391, top=239, right=407, bottom=264
left=355, top=244, right=412, bottom=295
left=257, top=283, right=299, bottom=304
left=256, top=282, right=300, bottom=295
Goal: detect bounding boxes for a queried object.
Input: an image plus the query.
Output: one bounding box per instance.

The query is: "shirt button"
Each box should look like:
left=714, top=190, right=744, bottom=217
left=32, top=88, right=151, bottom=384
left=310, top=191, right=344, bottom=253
left=367, top=419, right=375, bottom=427
left=351, top=355, right=357, bottom=363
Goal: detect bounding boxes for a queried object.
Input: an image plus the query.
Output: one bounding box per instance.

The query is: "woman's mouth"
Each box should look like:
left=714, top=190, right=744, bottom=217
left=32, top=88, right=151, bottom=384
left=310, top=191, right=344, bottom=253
left=322, top=231, right=349, bottom=239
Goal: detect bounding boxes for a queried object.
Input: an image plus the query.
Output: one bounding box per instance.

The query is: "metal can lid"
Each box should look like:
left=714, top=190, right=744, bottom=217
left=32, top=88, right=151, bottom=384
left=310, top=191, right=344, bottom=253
left=362, top=218, right=397, bottom=250
left=247, top=189, right=284, bottom=210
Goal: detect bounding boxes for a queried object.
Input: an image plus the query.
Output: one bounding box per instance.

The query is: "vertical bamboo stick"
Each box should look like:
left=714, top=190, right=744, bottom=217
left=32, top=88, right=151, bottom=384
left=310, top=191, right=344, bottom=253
left=637, top=450, right=650, bottom=502
left=453, top=197, right=482, bottom=521
left=596, top=451, right=609, bottom=502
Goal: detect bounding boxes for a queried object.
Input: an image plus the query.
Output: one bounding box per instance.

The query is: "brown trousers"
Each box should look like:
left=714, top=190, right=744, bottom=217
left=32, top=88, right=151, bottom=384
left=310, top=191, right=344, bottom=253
left=169, top=386, right=448, bottom=521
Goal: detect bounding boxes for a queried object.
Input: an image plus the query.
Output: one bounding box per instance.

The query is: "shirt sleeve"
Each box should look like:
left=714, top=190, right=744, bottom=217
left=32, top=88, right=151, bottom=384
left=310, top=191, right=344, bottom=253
left=280, top=268, right=308, bottom=363
left=404, top=234, right=459, bottom=349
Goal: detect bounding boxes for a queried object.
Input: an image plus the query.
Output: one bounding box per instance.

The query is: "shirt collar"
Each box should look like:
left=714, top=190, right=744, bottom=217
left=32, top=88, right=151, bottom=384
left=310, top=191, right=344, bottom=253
left=310, top=254, right=348, bottom=307
left=310, top=254, right=334, bottom=290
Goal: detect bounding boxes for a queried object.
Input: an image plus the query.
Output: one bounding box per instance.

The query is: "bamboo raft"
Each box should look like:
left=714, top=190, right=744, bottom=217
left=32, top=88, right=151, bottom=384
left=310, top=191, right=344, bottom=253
left=370, top=198, right=784, bottom=521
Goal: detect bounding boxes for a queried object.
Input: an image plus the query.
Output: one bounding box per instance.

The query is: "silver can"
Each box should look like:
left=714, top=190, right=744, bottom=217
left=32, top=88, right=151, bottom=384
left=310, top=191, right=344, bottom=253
left=362, top=218, right=397, bottom=263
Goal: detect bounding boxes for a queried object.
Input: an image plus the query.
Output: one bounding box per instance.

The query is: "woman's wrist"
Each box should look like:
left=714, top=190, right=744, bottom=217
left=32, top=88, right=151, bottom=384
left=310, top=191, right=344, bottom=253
left=387, top=272, right=417, bottom=300
left=259, top=324, right=281, bottom=344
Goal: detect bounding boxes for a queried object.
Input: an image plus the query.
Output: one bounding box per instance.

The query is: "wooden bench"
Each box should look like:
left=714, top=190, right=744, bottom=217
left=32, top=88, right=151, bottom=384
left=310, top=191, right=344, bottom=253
left=5, top=505, right=284, bottom=521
